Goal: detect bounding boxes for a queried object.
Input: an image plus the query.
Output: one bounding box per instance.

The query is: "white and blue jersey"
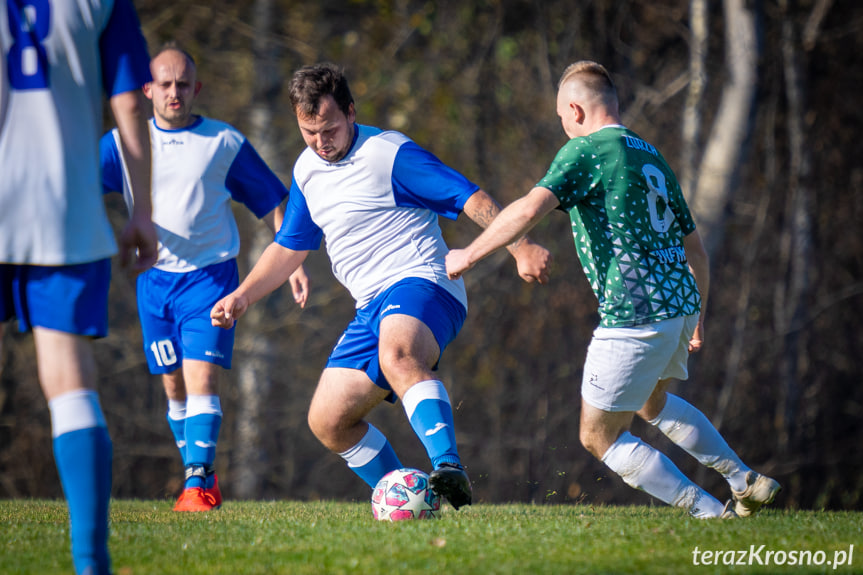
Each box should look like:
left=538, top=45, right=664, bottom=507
left=101, top=116, right=289, bottom=272
left=276, top=124, right=477, bottom=310
left=0, top=0, right=151, bottom=266
left=101, top=116, right=289, bottom=373
left=277, top=124, right=477, bottom=393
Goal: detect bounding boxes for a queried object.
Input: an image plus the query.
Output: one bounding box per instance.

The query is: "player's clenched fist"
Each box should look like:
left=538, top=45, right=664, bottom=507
left=118, top=211, right=158, bottom=273
left=210, top=292, right=249, bottom=329
left=513, top=241, right=552, bottom=285
left=445, top=249, right=474, bottom=280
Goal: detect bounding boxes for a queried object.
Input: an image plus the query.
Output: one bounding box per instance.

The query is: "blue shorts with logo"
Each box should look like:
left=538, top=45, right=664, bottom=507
left=0, top=260, right=111, bottom=336
left=327, top=277, right=467, bottom=401
left=137, top=259, right=238, bottom=374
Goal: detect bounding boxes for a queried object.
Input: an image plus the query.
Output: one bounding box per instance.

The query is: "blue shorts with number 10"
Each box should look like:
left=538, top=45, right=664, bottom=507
left=327, top=277, right=467, bottom=401
left=137, top=259, right=238, bottom=374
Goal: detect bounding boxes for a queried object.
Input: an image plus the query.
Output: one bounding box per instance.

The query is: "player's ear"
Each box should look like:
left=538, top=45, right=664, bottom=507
left=573, top=102, right=586, bottom=124
left=194, top=81, right=203, bottom=97
left=142, top=82, right=153, bottom=100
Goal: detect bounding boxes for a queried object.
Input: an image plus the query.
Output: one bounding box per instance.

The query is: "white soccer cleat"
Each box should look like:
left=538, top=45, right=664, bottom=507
left=732, top=471, right=781, bottom=517
left=719, top=499, right=738, bottom=519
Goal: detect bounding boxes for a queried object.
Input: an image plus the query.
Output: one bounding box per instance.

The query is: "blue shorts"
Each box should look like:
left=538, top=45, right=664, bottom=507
left=137, top=259, right=238, bottom=374
left=327, top=277, right=467, bottom=401
left=0, top=261, right=111, bottom=336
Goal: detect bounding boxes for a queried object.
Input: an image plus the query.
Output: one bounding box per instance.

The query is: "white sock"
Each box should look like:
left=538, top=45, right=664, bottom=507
left=648, top=394, right=749, bottom=492
left=602, top=431, right=725, bottom=518
left=48, top=389, right=106, bottom=437
left=186, top=394, right=222, bottom=417
left=167, top=399, right=186, bottom=421
left=339, top=424, right=387, bottom=468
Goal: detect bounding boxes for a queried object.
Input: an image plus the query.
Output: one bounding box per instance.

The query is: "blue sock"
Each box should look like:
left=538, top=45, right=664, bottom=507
left=402, top=380, right=460, bottom=469
left=184, top=395, right=222, bottom=489
left=339, top=423, right=402, bottom=489
left=166, top=399, right=187, bottom=466
left=49, top=391, right=112, bottom=575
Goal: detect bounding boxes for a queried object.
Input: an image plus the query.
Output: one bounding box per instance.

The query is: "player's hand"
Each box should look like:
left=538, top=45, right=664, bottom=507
left=289, top=265, right=310, bottom=309
left=210, top=292, right=249, bottom=329
left=513, top=240, right=552, bottom=284
left=688, top=318, right=705, bottom=353
left=118, top=210, right=158, bottom=272
left=446, top=249, right=474, bottom=280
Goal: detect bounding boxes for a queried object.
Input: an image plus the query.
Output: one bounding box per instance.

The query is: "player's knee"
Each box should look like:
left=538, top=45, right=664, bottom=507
left=579, top=421, right=617, bottom=459
left=378, top=346, right=409, bottom=374
left=308, top=410, right=361, bottom=454
left=379, top=350, right=435, bottom=392
left=307, top=406, right=335, bottom=446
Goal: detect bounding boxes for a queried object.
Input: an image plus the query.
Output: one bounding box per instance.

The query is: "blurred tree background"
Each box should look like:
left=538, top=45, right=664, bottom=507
left=1, top=0, right=861, bottom=511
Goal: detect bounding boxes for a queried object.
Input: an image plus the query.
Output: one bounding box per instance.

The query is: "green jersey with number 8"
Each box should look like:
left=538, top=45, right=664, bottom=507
left=538, top=125, right=701, bottom=328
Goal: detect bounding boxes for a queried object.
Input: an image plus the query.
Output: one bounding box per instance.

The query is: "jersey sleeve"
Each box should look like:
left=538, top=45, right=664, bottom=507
left=224, top=139, right=290, bottom=219
left=537, top=138, right=600, bottom=212
left=669, top=183, right=697, bottom=235
left=660, top=153, right=697, bottom=236
left=390, top=141, right=480, bottom=220
left=99, top=130, right=124, bottom=195
left=274, top=177, right=324, bottom=251
left=99, top=0, right=151, bottom=97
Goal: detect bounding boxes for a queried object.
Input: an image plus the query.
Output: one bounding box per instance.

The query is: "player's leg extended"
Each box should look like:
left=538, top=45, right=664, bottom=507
left=35, top=328, right=113, bottom=575
left=308, top=367, right=400, bottom=488
left=640, top=380, right=749, bottom=487
left=581, top=400, right=728, bottom=518
left=639, top=381, right=780, bottom=515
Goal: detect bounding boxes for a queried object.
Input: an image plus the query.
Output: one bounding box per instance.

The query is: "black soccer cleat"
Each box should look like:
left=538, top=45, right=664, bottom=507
left=429, top=462, right=472, bottom=510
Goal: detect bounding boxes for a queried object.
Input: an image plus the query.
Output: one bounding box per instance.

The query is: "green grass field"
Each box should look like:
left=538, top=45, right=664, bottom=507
left=1, top=500, right=860, bottom=574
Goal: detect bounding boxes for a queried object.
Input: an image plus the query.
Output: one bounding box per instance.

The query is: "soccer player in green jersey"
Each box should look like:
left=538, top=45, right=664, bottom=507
left=446, top=61, right=780, bottom=518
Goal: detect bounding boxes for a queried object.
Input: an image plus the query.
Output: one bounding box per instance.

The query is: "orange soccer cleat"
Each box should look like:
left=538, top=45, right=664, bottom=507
left=173, top=486, right=220, bottom=512
left=206, top=473, right=222, bottom=508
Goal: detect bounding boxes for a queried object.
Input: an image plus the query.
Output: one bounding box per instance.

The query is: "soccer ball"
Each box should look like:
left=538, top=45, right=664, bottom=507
left=371, top=468, right=441, bottom=521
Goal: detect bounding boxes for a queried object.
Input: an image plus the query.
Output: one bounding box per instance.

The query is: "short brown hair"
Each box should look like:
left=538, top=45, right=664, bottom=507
left=558, top=60, right=617, bottom=101
left=289, top=63, right=354, bottom=118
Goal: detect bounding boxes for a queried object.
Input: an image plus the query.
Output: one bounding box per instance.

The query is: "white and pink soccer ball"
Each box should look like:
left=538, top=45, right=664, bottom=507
left=372, top=468, right=441, bottom=521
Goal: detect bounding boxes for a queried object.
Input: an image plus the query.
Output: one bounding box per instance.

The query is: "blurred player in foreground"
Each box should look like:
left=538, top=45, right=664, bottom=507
left=211, top=63, right=551, bottom=509
left=446, top=61, right=780, bottom=518
left=0, top=1, right=156, bottom=572
left=101, top=43, right=309, bottom=512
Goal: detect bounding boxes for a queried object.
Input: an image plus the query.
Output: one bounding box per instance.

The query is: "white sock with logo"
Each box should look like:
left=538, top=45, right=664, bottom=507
left=648, top=394, right=749, bottom=492
left=602, top=431, right=725, bottom=518
left=338, top=423, right=403, bottom=488
left=402, top=380, right=460, bottom=468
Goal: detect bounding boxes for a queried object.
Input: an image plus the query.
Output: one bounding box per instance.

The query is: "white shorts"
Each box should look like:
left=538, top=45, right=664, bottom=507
left=581, top=315, right=699, bottom=412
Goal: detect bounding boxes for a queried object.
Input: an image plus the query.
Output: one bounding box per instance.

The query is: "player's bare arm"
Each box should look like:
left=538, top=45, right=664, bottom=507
left=110, top=89, right=158, bottom=271
left=683, top=229, right=710, bottom=352
left=211, top=244, right=309, bottom=328
left=262, top=204, right=311, bottom=308
left=448, top=186, right=559, bottom=282
left=461, top=189, right=553, bottom=284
